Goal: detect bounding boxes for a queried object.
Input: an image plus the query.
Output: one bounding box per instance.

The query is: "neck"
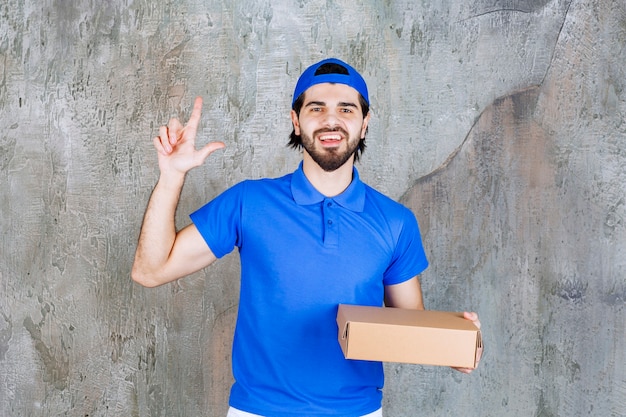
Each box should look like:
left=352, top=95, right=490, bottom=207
left=302, top=153, right=355, bottom=197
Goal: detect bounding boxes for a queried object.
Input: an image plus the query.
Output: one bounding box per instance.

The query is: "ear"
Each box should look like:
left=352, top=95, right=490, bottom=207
left=291, top=109, right=301, bottom=135
left=360, top=112, right=371, bottom=139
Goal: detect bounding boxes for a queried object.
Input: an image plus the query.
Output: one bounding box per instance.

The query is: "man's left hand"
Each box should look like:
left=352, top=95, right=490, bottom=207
left=453, top=311, right=482, bottom=374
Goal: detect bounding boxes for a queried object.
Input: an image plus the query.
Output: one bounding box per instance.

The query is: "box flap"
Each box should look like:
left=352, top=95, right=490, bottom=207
left=337, top=304, right=478, bottom=331
left=475, top=330, right=483, bottom=366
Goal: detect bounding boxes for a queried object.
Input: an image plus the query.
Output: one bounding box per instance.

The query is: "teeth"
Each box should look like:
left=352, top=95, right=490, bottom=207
left=320, top=134, right=342, bottom=141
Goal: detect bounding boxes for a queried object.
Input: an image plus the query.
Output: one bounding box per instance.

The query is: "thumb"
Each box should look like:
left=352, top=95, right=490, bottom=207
left=463, top=311, right=480, bottom=329
left=196, top=141, right=226, bottom=164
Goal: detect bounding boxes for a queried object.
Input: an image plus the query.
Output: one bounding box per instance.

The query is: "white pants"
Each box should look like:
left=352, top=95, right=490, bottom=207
left=227, top=406, right=383, bottom=417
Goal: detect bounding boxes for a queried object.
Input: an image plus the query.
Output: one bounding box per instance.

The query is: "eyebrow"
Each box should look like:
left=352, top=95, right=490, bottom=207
left=304, top=100, right=359, bottom=109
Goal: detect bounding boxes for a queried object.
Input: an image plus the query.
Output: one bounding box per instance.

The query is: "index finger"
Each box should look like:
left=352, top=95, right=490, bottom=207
left=184, top=96, right=204, bottom=134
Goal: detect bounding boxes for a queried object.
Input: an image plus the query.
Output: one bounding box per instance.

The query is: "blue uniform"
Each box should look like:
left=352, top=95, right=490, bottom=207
left=190, top=163, right=428, bottom=416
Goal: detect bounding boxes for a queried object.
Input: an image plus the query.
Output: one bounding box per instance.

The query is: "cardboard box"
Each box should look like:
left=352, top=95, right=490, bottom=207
left=336, top=304, right=483, bottom=368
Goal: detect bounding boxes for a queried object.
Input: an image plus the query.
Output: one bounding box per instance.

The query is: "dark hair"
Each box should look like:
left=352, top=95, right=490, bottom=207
left=288, top=63, right=370, bottom=162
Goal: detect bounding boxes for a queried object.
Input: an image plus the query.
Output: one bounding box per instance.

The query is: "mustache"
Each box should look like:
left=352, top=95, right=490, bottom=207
left=314, top=127, right=349, bottom=137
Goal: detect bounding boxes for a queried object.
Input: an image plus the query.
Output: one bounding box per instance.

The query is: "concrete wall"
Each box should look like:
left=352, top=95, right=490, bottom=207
left=1, top=0, right=624, bottom=416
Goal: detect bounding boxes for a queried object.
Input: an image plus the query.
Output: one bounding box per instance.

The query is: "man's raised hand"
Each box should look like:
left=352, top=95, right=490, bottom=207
left=154, top=97, right=225, bottom=177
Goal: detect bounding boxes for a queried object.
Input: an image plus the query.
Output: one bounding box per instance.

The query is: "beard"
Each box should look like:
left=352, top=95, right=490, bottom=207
left=300, top=127, right=362, bottom=172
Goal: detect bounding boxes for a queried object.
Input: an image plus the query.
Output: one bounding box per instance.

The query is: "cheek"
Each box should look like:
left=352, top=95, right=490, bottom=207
left=297, top=119, right=315, bottom=136
left=348, top=121, right=365, bottom=138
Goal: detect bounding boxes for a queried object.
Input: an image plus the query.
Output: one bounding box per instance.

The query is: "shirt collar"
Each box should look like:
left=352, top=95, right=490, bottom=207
left=291, top=162, right=366, bottom=212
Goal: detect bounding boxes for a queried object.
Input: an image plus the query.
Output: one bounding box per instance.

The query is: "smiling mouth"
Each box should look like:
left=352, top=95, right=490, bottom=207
left=316, top=129, right=346, bottom=145
left=319, top=133, right=342, bottom=142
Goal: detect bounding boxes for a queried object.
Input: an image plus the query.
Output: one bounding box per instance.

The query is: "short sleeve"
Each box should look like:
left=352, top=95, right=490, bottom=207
left=189, top=182, right=245, bottom=259
left=382, top=208, right=429, bottom=286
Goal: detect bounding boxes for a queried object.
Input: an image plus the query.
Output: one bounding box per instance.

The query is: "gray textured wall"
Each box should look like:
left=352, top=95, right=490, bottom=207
left=1, top=0, right=624, bottom=416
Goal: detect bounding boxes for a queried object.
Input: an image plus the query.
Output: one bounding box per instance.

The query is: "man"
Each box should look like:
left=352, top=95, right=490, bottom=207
left=132, top=58, right=481, bottom=417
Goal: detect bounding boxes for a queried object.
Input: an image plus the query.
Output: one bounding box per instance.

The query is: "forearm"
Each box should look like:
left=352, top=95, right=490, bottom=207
left=132, top=97, right=224, bottom=287
left=131, top=173, right=185, bottom=287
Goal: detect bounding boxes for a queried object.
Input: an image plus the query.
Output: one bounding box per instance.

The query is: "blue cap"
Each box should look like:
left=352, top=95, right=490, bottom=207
left=292, top=58, right=369, bottom=108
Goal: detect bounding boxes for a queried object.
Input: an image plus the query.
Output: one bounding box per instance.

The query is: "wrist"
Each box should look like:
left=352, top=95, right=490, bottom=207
left=157, top=171, right=186, bottom=191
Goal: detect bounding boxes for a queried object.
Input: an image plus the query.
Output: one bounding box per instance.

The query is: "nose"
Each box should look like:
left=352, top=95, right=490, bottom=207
left=322, top=110, right=340, bottom=128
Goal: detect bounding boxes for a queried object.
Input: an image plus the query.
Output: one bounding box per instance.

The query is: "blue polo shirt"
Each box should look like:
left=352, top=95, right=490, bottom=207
left=190, top=163, right=428, bottom=417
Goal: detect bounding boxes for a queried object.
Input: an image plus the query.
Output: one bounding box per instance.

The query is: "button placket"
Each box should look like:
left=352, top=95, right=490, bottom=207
left=322, top=198, right=339, bottom=247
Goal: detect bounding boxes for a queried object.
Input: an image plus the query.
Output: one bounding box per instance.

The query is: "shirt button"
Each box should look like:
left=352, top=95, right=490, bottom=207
left=327, top=220, right=333, bottom=225
left=327, top=202, right=333, bottom=207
